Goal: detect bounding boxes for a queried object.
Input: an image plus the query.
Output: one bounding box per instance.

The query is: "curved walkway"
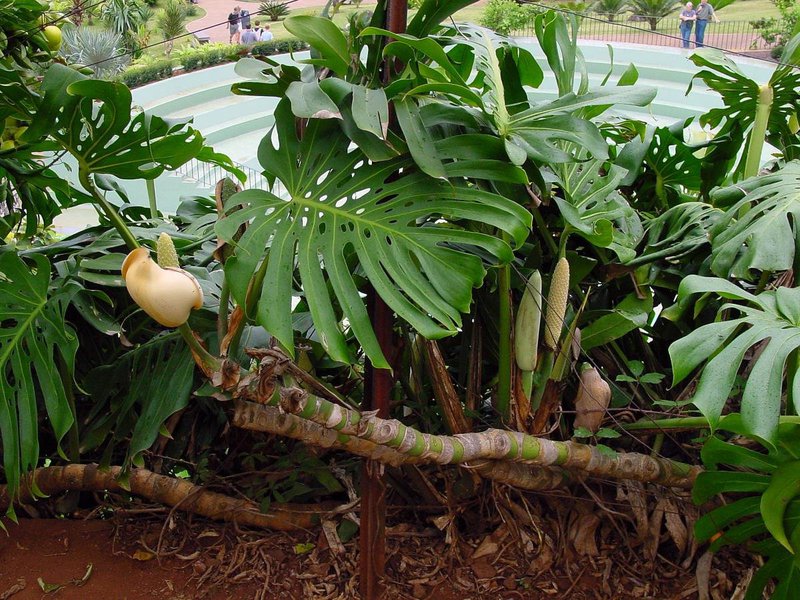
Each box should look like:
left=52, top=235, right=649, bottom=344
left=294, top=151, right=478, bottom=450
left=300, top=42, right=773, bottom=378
left=186, top=0, right=336, bottom=43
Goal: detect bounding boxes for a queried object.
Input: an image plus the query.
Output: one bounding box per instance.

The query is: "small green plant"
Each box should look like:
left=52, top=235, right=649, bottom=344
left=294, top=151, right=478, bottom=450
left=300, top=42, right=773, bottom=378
left=616, top=360, right=665, bottom=385
left=259, top=0, right=290, bottom=22
left=59, top=23, right=130, bottom=78
left=694, top=417, right=800, bottom=599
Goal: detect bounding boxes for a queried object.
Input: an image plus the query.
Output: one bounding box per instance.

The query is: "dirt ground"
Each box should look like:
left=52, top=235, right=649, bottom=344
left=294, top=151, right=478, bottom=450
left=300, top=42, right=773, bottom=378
left=0, top=510, right=753, bottom=600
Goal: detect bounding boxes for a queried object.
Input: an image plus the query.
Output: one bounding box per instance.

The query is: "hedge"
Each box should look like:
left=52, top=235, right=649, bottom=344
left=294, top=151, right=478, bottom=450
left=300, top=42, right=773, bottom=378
left=116, top=39, right=310, bottom=89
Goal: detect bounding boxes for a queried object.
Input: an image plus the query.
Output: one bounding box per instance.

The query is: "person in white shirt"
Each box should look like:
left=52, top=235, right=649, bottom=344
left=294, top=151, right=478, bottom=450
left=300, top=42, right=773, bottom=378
left=259, top=24, right=273, bottom=42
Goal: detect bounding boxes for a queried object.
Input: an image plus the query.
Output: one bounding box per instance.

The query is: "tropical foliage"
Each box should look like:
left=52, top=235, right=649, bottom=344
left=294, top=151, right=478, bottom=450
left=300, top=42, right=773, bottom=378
left=59, top=24, right=130, bottom=78
left=2, top=0, right=800, bottom=596
left=627, top=0, right=680, bottom=29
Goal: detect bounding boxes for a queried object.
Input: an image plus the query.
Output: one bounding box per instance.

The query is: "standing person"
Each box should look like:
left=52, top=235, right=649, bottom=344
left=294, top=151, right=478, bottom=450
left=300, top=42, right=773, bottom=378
left=694, top=0, right=719, bottom=48
left=228, top=6, right=241, bottom=44
left=679, top=2, right=696, bottom=49
left=259, top=23, right=273, bottom=42
left=240, top=7, right=251, bottom=29
left=241, top=23, right=258, bottom=45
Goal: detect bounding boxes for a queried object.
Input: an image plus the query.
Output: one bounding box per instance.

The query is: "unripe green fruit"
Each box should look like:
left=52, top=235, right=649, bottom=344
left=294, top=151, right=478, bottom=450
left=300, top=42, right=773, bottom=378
left=515, top=270, right=542, bottom=372
left=43, top=26, right=62, bottom=52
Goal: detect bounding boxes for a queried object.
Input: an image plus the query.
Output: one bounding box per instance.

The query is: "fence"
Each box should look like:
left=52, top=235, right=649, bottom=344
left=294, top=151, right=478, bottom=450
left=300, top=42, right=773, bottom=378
left=175, top=157, right=287, bottom=197
left=512, top=17, right=775, bottom=52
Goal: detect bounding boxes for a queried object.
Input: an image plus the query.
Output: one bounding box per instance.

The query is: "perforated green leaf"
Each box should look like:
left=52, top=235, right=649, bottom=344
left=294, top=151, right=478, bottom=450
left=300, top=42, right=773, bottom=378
left=0, top=252, right=79, bottom=510
left=29, top=63, right=204, bottom=179
left=709, top=161, right=800, bottom=278
left=670, top=276, right=800, bottom=443
left=216, top=100, right=531, bottom=367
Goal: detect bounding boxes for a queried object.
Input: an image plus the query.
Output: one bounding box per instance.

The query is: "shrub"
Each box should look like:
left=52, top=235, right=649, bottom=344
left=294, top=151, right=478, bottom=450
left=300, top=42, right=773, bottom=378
left=59, top=23, right=130, bottom=78
left=117, top=59, right=174, bottom=88
left=259, top=0, right=290, bottom=22
left=251, top=39, right=309, bottom=56
left=175, top=43, right=244, bottom=72
left=480, top=0, right=540, bottom=35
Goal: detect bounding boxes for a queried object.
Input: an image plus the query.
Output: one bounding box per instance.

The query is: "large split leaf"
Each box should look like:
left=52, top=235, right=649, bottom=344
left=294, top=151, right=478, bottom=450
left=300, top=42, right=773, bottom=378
left=554, top=156, right=643, bottom=261
left=0, top=252, right=79, bottom=509
left=627, top=202, right=723, bottom=267
left=216, top=100, right=531, bottom=367
left=28, top=63, right=205, bottom=179
left=82, top=335, right=194, bottom=466
left=670, top=275, right=800, bottom=443
left=689, top=49, right=800, bottom=175
left=709, top=161, right=800, bottom=278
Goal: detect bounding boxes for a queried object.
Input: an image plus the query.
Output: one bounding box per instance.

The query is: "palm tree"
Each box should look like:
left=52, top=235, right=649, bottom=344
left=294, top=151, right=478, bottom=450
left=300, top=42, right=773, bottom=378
left=593, top=0, right=629, bottom=21
left=628, top=0, right=680, bottom=30
left=156, top=0, right=186, bottom=55
left=102, top=0, right=150, bottom=35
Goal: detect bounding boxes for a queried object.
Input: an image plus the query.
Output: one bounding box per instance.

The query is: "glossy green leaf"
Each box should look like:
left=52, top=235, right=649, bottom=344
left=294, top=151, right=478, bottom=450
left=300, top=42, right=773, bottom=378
left=284, top=16, right=351, bottom=77
left=695, top=496, right=760, bottom=543
left=762, top=461, right=800, bottom=553
left=692, top=471, right=770, bottom=504
left=285, top=81, right=341, bottom=119
left=709, top=162, right=800, bottom=278
left=671, top=277, right=800, bottom=441
left=581, top=293, right=652, bottom=351
left=628, top=202, right=723, bottom=267
left=217, top=100, right=531, bottom=367
left=83, top=335, right=194, bottom=465
left=31, top=64, right=205, bottom=179
left=0, top=252, right=79, bottom=510
left=555, top=158, right=643, bottom=261
left=701, top=435, right=779, bottom=473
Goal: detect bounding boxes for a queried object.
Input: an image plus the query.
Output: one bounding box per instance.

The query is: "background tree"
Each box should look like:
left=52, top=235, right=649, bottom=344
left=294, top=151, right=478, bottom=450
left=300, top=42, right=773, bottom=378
left=628, top=0, right=679, bottom=29
left=592, top=0, right=629, bottom=21
left=156, top=0, right=186, bottom=55
left=101, top=0, right=151, bottom=52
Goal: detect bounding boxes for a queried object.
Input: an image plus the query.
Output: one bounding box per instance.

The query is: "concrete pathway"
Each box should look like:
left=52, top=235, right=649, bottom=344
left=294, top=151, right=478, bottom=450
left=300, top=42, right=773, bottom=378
left=186, top=0, right=330, bottom=44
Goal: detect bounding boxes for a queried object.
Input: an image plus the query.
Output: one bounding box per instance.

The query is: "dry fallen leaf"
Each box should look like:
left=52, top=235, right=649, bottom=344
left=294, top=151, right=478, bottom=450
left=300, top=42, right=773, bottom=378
left=132, top=549, right=156, bottom=561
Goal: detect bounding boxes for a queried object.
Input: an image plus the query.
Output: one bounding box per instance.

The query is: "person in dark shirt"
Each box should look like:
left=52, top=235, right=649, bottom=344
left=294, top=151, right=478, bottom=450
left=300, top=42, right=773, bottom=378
left=240, top=8, right=251, bottom=29
left=694, top=0, right=719, bottom=48
left=228, top=6, right=241, bottom=44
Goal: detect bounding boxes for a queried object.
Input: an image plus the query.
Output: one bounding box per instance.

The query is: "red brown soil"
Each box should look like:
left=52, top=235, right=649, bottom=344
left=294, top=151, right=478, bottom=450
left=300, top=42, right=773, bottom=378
left=0, top=511, right=751, bottom=600
left=0, top=519, right=237, bottom=600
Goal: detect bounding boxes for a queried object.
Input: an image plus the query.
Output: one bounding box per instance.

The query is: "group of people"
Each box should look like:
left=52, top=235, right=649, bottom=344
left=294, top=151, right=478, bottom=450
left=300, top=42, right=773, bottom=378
left=227, top=6, right=274, bottom=45
left=678, top=0, right=719, bottom=49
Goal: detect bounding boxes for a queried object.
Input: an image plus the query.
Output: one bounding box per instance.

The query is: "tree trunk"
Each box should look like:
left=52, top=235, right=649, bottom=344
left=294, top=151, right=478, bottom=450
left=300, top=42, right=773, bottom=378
left=232, top=400, right=569, bottom=490
left=0, top=464, right=325, bottom=530
left=278, top=388, right=701, bottom=489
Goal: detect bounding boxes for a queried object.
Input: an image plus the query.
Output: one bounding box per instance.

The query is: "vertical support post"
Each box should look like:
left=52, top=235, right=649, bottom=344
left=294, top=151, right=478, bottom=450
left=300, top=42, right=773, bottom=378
left=360, top=291, right=393, bottom=600
left=360, top=1, right=406, bottom=598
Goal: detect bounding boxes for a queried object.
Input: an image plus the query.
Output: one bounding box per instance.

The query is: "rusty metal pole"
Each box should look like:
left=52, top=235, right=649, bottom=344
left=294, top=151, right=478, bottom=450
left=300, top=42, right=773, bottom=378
left=359, top=1, right=407, bottom=598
